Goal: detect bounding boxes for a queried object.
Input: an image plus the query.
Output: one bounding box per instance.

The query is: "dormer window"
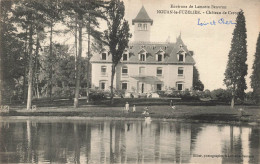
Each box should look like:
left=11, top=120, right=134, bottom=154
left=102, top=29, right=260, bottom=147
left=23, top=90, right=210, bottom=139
left=178, top=54, right=184, bottom=62
left=101, top=53, right=107, bottom=60
left=140, top=54, right=146, bottom=61
left=157, top=54, right=163, bottom=62
left=156, top=48, right=165, bottom=62
left=138, top=48, right=147, bottom=61
left=122, top=53, right=128, bottom=61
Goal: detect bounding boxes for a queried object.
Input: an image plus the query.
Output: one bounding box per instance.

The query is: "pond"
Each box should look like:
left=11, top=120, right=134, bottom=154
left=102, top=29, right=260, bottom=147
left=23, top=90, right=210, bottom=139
left=0, top=117, right=259, bottom=164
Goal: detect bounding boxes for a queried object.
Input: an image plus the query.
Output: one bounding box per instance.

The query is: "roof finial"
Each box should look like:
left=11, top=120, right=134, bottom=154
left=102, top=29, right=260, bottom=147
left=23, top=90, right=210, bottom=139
left=179, top=31, right=182, bottom=38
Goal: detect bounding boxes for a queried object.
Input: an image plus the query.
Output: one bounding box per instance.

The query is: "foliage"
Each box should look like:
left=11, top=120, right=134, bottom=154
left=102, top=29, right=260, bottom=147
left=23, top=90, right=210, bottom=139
left=224, top=10, right=248, bottom=107
left=39, top=43, right=89, bottom=98
left=193, top=66, right=204, bottom=91
left=89, top=89, right=108, bottom=101
left=62, top=0, right=107, bottom=107
left=180, top=90, right=200, bottom=101
left=250, top=32, right=260, bottom=104
left=0, top=1, right=25, bottom=103
left=103, top=0, right=131, bottom=103
left=210, top=89, right=232, bottom=102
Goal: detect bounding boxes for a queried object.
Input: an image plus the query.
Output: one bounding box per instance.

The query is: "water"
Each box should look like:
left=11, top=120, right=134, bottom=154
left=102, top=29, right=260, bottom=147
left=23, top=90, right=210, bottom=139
left=0, top=117, right=259, bottom=164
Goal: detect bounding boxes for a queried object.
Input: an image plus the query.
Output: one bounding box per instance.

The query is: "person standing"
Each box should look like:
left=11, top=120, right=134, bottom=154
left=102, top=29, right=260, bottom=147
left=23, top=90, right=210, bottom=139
left=133, top=105, right=136, bottom=112
left=125, top=102, right=129, bottom=112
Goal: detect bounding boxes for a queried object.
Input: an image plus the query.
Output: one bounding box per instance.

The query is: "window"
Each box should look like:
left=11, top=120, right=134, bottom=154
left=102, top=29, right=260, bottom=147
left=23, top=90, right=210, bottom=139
left=157, top=84, right=162, bottom=91
left=100, top=81, right=106, bottom=90
left=122, top=82, right=127, bottom=90
left=157, top=54, right=162, bottom=62
left=101, top=53, right=106, bottom=60
left=139, top=67, right=145, bottom=75
left=123, top=53, right=128, bottom=61
left=178, top=67, right=184, bottom=76
left=178, top=54, right=184, bottom=62
left=101, top=66, right=107, bottom=75
left=177, top=83, right=183, bottom=91
left=140, top=54, right=146, bottom=61
left=143, top=24, right=147, bottom=30
left=122, top=66, right=128, bottom=75
left=138, top=23, right=142, bottom=30
left=157, top=67, right=162, bottom=76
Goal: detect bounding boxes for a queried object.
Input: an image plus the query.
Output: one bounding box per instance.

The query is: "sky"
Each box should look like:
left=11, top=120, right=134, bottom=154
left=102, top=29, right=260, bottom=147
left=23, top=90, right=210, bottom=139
left=53, top=0, right=260, bottom=91
left=122, top=0, right=260, bottom=91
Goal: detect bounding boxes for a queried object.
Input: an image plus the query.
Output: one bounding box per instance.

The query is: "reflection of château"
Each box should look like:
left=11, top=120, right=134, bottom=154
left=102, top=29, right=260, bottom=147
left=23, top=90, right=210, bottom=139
left=0, top=120, right=259, bottom=163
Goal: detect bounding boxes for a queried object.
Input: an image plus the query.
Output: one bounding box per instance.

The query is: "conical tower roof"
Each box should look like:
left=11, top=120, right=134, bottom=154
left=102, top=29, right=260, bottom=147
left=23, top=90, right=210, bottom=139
left=132, top=6, right=153, bottom=25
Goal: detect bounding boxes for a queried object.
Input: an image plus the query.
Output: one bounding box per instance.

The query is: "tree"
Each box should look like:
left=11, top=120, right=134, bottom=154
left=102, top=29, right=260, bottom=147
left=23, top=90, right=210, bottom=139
left=0, top=1, right=24, bottom=104
left=193, top=66, right=204, bottom=91
left=104, top=0, right=131, bottom=104
left=39, top=43, right=89, bottom=98
left=224, top=10, right=248, bottom=108
left=250, top=32, right=260, bottom=104
left=31, top=0, right=63, bottom=100
left=14, top=0, right=51, bottom=109
left=63, top=0, right=106, bottom=108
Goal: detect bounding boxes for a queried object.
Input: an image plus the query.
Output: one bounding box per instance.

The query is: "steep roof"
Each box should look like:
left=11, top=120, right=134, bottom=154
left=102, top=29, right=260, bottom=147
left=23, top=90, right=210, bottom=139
left=90, top=37, right=195, bottom=65
left=132, top=6, right=153, bottom=25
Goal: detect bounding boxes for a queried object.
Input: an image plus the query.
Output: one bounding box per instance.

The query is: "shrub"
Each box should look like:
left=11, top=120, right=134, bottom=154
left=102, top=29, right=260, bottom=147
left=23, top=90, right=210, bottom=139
left=114, top=89, right=125, bottom=97
left=211, top=89, right=232, bottom=102
left=190, top=89, right=211, bottom=99
left=89, top=91, right=106, bottom=101
left=156, top=91, right=166, bottom=97
left=180, top=90, right=200, bottom=101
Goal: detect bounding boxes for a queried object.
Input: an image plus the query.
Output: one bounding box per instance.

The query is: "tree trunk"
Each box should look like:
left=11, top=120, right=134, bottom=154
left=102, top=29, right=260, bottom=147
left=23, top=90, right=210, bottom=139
left=231, top=90, right=235, bottom=109
left=110, top=64, right=116, bottom=104
left=74, top=16, right=78, bottom=78
left=26, top=21, right=33, bottom=110
left=74, top=15, right=82, bottom=108
left=35, top=32, right=40, bottom=99
left=49, top=21, right=53, bottom=100
left=23, top=28, right=28, bottom=103
left=86, top=14, right=91, bottom=103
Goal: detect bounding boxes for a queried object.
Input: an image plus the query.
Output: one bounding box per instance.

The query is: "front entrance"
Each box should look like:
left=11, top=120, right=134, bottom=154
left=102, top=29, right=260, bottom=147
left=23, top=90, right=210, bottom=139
left=138, top=82, right=145, bottom=93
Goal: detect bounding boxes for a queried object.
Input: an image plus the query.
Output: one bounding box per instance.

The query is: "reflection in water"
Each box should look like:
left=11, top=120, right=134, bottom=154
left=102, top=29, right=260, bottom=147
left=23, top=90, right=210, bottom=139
left=0, top=119, right=259, bottom=163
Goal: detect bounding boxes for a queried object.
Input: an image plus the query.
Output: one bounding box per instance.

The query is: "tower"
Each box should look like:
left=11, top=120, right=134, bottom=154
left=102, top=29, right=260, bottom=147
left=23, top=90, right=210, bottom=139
left=132, top=6, right=153, bottom=42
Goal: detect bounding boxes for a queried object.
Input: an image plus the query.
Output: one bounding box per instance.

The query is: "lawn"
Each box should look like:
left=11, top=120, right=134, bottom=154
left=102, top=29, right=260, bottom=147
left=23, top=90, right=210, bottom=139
left=1, top=99, right=259, bottom=123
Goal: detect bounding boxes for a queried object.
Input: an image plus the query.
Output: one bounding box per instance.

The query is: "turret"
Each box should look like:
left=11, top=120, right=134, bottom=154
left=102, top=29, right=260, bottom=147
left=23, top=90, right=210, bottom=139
left=132, top=6, right=153, bottom=42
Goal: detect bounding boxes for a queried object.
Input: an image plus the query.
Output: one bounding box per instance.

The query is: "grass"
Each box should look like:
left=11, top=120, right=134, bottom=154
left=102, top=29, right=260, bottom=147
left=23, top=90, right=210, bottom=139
left=1, top=97, right=259, bottom=123
left=1, top=101, right=260, bottom=123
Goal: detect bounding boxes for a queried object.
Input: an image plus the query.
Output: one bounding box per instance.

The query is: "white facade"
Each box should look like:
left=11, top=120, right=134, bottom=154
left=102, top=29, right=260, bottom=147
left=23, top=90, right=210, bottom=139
left=91, top=62, right=193, bottom=93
